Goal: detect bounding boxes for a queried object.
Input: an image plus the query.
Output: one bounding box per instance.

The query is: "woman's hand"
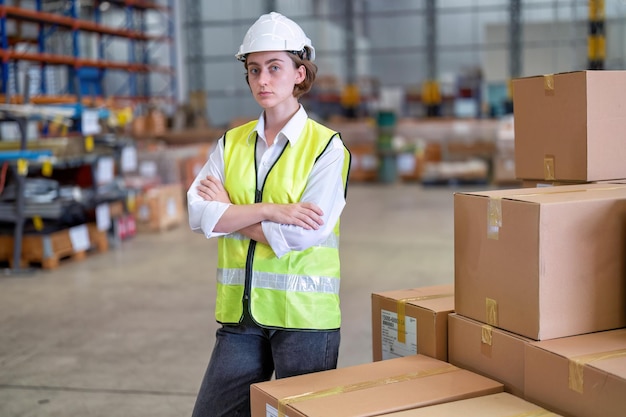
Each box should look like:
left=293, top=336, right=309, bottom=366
left=197, top=175, right=231, bottom=204
left=198, top=175, right=323, bottom=231
left=268, top=202, right=324, bottom=230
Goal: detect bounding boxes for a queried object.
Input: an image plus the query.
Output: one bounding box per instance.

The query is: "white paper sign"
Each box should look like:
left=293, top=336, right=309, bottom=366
left=381, top=309, right=418, bottom=360
left=82, top=109, right=101, bottom=135
left=166, top=197, right=178, bottom=217
left=397, top=153, right=416, bottom=173
left=96, top=204, right=111, bottom=231
left=69, top=224, right=91, bottom=252
left=139, top=160, right=158, bottom=178
left=361, top=154, right=378, bottom=170
left=121, top=146, right=138, bottom=173
left=96, top=156, right=115, bottom=185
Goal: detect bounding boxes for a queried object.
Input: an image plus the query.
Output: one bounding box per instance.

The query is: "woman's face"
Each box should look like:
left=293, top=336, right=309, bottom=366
left=246, top=51, right=305, bottom=110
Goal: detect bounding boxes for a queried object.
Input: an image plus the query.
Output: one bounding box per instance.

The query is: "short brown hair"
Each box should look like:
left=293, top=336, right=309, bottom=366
left=289, top=53, right=317, bottom=99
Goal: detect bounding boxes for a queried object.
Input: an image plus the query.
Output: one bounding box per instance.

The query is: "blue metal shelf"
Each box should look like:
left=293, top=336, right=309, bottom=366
left=0, top=0, right=176, bottom=104
left=0, top=149, right=53, bottom=162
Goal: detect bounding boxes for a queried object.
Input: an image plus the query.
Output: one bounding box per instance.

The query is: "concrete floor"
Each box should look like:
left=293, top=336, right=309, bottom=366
left=0, top=183, right=486, bottom=417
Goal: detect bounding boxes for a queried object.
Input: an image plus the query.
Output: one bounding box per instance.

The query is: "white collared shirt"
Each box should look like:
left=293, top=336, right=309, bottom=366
left=187, top=106, right=347, bottom=258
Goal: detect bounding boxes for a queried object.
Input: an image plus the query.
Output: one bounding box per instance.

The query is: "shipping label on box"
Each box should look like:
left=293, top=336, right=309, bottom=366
left=454, top=183, right=626, bottom=340
left=372, top=284, right=454, bottom=362
left=380, top=309, right=417, bottom=359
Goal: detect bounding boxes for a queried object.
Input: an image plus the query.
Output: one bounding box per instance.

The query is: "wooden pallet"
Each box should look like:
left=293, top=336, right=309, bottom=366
left=0, top=235, right=14, bottom=265
left=87, top=223, right=109, bottom=253
left=19, top=223, right=108, bottom=270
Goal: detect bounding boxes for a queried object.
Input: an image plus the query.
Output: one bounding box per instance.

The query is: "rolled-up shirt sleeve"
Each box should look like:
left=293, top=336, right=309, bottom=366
left=187, top=138, right=230, bottom=238
left=262, top=135, right=347, bottom=258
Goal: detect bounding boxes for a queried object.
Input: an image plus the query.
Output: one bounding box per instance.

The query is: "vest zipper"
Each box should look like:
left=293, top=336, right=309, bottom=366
left=243, top=188, right=263, bottom=303
left=243, top=140, right=287, bottom=319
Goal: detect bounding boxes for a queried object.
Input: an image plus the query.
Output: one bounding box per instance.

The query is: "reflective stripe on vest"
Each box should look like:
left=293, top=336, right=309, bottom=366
left=218, top=268, right=340, bottom=294
left=217, top=119, right=350, bottom=330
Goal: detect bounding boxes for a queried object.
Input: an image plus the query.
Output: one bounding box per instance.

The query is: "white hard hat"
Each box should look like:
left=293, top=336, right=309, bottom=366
left=236, top=12, right=315, bottom=62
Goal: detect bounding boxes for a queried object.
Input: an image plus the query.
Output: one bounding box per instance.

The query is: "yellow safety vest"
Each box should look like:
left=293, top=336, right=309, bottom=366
left=216, top=119, right=350, bottom=330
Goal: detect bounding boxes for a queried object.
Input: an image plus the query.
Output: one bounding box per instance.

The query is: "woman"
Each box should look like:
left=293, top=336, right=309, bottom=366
left=187, top=12, right=351, bottom=417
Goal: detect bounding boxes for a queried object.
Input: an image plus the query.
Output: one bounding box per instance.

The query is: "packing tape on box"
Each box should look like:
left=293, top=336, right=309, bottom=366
left=277, top=364, right=459, bottom=417
left=486, top=186, right=622, bottom=239
left=544, top=74, right=555, bottom=92
left=568, top=348, right=626, bottom=394
left=487, top=197, right=502, bottom=240
left=544, top=155, right=556, bottom=180
left=485, top=298, right=498, bottom=326
left=396, top=293, right=454, bottom=344
left=510, top=411, right=559, bottom=417
left=481, top=325, right=493, bottom=346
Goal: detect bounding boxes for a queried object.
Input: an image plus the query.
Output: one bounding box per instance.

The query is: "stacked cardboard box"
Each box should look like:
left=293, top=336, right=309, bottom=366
left=378, top=392, right=563, bottom=416
left=347, top=142, right=379, bottom=182
left=134, top=183, right=185, bottom=233
left=251, top=355, right=503, bottom=417
left=513, top=71, right=626, bottom=183
left=454, top=183, right=626, bottom=340
left=452, top=183, right=626, bottom=405
left=491, top=115, right=520, bottom=186
left=447, top=313, right=531, bottom=398
left=325, top=118, right=379, bottom=183
left=450, top=70, right=626, bottom=417
left=525, top=328, right=626, bottom=416
left=371, top=284, right=454, bottom=362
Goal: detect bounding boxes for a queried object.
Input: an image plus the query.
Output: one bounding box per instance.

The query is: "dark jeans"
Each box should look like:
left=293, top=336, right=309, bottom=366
left=191, top=318, right=340, bottom=417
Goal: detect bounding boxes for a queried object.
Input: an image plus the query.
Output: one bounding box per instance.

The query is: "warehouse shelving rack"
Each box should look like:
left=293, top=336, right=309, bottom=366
left=0, top=101, right=128, bottom=275
left=0, top=0, right=176, bottom=106
left=0, top=89, right=68, bottom=274
left=0, top=0, right=175, bottom=274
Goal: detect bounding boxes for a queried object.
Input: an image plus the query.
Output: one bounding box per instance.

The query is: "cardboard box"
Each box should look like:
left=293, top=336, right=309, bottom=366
left=491, top=153, right=520, bottom=186
left=454, top=183, right=626, bottom=340
left=524, top=328, right=626, bottom=417
left=348, top=143, right=378, bottom=182
left=448, top=313, right=532, bottom=397
left=377, top=392, right=563, bottom=416
left=250, top=355, right=503, bottom=417
left=397, top=150, right=423, bottom=182
left=135, top=183, right=185, bottom=232
left=146, top=109, right=167, bottom=137
left=371, top=284, right=454, bottom=361
left=513, top=70, right=626, bottom=182
left=180, top=155, right=207, bottom=189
